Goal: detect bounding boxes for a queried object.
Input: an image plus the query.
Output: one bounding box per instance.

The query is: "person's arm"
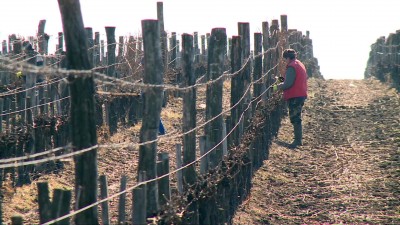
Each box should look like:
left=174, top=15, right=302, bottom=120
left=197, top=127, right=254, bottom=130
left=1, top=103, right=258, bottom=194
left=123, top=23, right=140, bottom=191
left=278, top=67, right=296, bottom=90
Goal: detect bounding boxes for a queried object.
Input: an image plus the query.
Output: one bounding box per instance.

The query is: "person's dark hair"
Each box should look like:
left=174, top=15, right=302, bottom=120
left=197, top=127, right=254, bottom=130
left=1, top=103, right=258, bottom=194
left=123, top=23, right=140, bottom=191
left=283, top=49, right=297, bottom=60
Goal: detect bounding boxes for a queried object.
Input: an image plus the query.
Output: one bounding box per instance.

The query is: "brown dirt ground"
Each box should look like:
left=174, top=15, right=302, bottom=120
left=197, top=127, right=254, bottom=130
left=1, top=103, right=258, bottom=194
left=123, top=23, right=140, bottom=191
left=1, top=79, right=233, bottom=224
left=2, top=77, right=400, bottom=225
left=233, top=78, right=400, bottom=225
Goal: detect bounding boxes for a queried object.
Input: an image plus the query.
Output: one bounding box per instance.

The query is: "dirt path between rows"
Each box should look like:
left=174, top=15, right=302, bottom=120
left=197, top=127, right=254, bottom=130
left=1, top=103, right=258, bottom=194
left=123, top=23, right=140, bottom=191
left=233, top=78, right=400, bottom=225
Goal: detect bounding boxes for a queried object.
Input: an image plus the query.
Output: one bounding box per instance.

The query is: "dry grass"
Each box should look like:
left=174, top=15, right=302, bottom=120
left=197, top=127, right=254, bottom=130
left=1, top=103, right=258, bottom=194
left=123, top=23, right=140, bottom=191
left=1, top=76, right=234, bottom=224
left=233, top=78, right=400, bottom=225
left=3, top=77, right=399, bottom=225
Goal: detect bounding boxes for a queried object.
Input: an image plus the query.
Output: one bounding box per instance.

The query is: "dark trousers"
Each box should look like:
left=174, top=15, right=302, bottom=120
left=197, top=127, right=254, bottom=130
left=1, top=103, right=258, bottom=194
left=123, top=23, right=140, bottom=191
left=288, top=97, right=306, bottom=125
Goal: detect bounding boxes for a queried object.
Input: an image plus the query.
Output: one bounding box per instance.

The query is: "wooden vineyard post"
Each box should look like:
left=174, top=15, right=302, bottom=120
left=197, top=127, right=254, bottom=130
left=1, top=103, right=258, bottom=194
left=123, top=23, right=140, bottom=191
left=157, top=152, right=170, bottom=208
left=201, top=34, right=206, bottom=63
left=57, top=0, right=99, bottom=224
left=58, top=32, right=63, bottom=53
left=175, top=144, right=183, bottom=194
left=118, top=175, right=127, bottom=224
left=99, top=175, right=110, bottom=225
left=137, top=19, right=164, bottom=217
left=105, top=26, right=116, bottom=77
left=170, top=32, right=177, bottom=69
left=118, top=36, right=124, bottom=64
left=181, top=33, right=197, bottom=187
left=205, top=28, right=226, bottom=169
left=105, top=26, right=117, bottom=134
left=101, top=40, right=105, bottom=64
left=238, top=22, right=252, bottom=125
left=262, top=21, right=271, bottom=99
left=11, top=216, right=23, bottom=225
left=270, top=19, right=280, bottom=81
left=37, top=182, right=51, bottom=224
left=199, top=136, right=208, bottom=174
left=194, top=32, right=199, bottom=64
left=181, top=33, right=199, bottom=224
left=85, top=27, right=94, bottom=67
left=132, top=171, right=147, bottom=225
left=52, top=189, right=72, bottom=225
left=38, top=19, right=47, bottom=55
left=253, top=33, right=263, bottom=102
left=1, top=40, right=7, bottom=55
left=157, top=1, right=168, bottom=70
left=230, top=36, right=244, bottom=146
left=94, top=32, right=100, bottom=67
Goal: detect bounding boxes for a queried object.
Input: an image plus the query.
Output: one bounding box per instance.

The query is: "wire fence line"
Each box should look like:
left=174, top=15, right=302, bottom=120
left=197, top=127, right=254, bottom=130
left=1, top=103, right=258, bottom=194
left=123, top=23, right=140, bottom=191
left=0, top=38, right=285, bottom=94
left=0, top=60, right=280, bottom=169
left=41, top=73, right=282, bottom=225
left=0, top=10, right=325, bottom=224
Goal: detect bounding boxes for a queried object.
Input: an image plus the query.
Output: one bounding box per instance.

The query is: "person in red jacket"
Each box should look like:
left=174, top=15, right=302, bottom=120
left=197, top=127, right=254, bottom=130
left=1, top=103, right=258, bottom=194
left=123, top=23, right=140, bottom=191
left=274, top=49, right=308, bottom=148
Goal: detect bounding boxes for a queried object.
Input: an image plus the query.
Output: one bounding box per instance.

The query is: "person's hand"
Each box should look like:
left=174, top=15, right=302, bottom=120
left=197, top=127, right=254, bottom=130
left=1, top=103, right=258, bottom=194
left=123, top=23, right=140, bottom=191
left=16, top=71, right=23, bottom=79
left=275, top=76, right=285, bottom=84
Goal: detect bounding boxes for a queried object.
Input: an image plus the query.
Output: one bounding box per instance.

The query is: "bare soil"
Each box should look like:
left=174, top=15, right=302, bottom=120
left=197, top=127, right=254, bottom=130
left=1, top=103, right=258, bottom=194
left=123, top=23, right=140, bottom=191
left=2, top=78, right=399, bottom=225
left=233, top=78, right=400, bottom=225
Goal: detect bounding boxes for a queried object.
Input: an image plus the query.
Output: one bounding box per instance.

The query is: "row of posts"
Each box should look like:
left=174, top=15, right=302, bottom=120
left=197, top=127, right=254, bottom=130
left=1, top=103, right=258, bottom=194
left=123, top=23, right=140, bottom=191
left=1, top=1, right=320, bottom=224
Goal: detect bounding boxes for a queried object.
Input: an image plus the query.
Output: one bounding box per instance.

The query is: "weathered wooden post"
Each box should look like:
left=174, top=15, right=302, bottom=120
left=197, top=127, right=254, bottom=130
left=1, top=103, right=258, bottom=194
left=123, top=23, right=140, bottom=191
left=118, top=175, right=127, bottom=224
left=175, top=144, right=183, bottom=193
left=262, top=21, right=270, bottom=99
left=157, top=152, right=170, bottom=208
left=125, top=36, right=136, bottom=76
left=94, top=32, right=100, bottom=67
left=253, top=33, right=263, bottom=99
left=37, top=182, right=51, bottom=224
left=137, top=19, right=164, bottom=216
left=132, top=171, right=147, bottom=225
left=199, top=136, right=208, bottom=174
left=270, top=19, right=280, bottom=80
left=38, top=20, right=47, bottom=55
left=8, top=34, right=15, bottom=53
left=238, top=22, right=252, bottom=126
left=57, top=0, right=99, bottom=224
left=157, top=2, right=168, bottom=70
left=58, top=32, right=64, bottom=53
left=11, top=216, right=23, bottom=225
left=205, top=28, right=226, bottom=169
left=52, top=189, right=72, bottom=225
left=101, top=40, right=106, bottom=64
left=194, top=32, right=199, bottom=64
left=230, top=36, right=244, bottom=146
left=13, top=39, right=22, bottom=55
left=168, top=32, right=177, bottom=69
left=181, top=33, right=199, bottom=224
left=118, top=36, right=124, bottom=63
left=201, top=35, right=206, bottom=63
left=105, top=26, right=116, bottom=77
left=99, top=175, right=110, bottom=225
left=105, top=26, right=117, bottom=133
left=1, top=40, right=7, bottom=55
left=227, top=38, right=232, bottom=63
left=86, top=27, right=94, bottom=67
left=280, top=15, right=289, bottom=77
left=181, top=33, right=197, bottom=186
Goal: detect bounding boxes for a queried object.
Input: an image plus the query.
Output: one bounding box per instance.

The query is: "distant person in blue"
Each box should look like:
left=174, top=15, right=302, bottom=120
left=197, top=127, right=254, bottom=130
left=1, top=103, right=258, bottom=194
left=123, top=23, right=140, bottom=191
left=158, top=119, right=166, bottom=135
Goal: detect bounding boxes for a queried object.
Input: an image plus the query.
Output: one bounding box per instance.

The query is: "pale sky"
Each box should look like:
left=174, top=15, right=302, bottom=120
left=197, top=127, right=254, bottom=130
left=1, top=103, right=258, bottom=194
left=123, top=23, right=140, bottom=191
left=0, top=0, right=399, bottom=80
